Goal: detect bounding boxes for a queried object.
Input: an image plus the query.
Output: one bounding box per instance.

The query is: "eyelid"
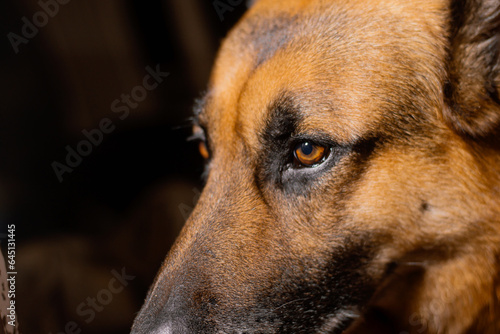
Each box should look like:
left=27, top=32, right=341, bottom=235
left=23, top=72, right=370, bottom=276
left=187, top=132, right=205, bottom=142
left=188, top=125, right=207, bottom=142
left=290, top=133, right=338, bottom=148
left=190, top=124, right=212, bottom=161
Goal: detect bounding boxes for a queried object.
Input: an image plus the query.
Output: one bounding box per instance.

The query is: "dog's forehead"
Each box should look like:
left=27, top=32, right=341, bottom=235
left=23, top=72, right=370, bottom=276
left=202, top=0, right=448, bottom=151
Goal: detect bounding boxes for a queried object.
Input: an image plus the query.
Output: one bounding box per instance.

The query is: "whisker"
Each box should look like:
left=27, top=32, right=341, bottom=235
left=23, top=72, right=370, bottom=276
left=271, top=298, right=309, bottom=312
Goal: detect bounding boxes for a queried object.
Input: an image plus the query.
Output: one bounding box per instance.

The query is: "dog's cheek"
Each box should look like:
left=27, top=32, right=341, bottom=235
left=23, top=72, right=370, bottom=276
left=212, top=235, right=385, bottom=333
left=341, top=141, right=479, bottom=245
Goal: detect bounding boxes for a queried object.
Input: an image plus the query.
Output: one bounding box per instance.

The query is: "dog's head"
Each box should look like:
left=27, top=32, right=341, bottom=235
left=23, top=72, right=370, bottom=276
left=132, top=0, right=500, bottom=333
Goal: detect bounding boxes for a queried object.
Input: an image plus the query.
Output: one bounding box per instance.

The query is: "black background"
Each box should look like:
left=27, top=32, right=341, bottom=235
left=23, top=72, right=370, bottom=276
left=1, top=0, right=247, bottom=333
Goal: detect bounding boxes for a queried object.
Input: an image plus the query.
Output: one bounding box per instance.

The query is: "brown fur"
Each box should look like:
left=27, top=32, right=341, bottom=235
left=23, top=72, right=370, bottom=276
left=132, top=0, right=500, bottom=333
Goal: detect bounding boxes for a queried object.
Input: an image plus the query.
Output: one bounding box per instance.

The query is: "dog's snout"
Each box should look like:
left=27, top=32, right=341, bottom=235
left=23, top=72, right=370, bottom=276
left=132, top=269, right=216, bottom=334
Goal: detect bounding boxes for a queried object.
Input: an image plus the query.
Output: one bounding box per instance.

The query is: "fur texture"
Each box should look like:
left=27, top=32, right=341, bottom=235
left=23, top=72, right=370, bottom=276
left=132, top=0, right=500, bottom=333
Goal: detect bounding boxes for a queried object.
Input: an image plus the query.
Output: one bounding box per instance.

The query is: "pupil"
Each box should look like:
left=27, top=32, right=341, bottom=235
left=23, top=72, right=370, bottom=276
left=301, top=142, right=313, bottom=155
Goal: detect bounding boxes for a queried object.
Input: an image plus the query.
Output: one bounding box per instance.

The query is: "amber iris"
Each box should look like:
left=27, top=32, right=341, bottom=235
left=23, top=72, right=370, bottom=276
left=199, top=141, right=210, bottom=159
left=294, top=142, right=327, bottom=167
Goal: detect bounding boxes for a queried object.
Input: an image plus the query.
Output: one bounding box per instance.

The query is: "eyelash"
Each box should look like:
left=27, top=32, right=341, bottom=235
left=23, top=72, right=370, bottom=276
left=187, top=131, right=206, bottom=143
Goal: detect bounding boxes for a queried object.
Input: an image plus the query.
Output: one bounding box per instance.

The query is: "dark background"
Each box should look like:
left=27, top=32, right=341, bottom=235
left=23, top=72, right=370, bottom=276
left=0, top=0, right=247, bottom=333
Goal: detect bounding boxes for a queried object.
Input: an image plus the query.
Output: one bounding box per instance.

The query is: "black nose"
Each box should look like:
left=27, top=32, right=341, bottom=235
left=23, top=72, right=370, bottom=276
left=131, top=288, right=188, bottom=334
left=131, top=321, right=187, bottom=334
left=131, top=269, right=218, bottom=334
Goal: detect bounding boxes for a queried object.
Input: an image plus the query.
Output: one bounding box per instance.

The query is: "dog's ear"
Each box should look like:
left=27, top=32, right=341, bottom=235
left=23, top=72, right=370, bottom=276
left=444, top=0, right=500, bottom=138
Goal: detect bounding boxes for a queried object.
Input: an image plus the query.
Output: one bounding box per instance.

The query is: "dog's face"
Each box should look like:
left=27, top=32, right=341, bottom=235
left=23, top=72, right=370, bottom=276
left=132, top=0, right=500, bottom=333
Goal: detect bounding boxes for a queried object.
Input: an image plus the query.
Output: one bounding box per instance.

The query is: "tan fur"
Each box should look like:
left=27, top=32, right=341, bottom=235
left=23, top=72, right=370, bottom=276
left=132, top=0, right=500, bottom=333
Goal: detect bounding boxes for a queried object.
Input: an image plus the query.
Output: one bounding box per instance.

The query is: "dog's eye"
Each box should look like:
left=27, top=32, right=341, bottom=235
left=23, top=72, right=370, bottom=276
left=199, top=141, right=210, bottom=159
left=190, top=125, right=210, bottom=159
left=293, top=142, right=328, bottom=167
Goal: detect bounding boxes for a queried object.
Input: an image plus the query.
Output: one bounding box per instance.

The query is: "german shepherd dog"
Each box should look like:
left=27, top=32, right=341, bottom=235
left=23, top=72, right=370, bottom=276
left=132, top=0, right=500, bottom=332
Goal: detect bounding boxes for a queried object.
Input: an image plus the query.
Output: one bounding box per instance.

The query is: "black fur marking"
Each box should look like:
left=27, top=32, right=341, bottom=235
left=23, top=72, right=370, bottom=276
left=187, top=235, right=383, bottom=333
left=325, top=136, right=380, bottom=202
left=256, top=90, right=381, bottom=198
left=255, top=92, right=302, bottom=191
left=280, top=143, right=351, bottom=194
left=255, top=235, right=381, bottom=333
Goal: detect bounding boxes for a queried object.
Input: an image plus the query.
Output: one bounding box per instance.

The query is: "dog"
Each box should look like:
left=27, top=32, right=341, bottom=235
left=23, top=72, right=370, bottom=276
left=131, top=0, right=500, bottom=332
